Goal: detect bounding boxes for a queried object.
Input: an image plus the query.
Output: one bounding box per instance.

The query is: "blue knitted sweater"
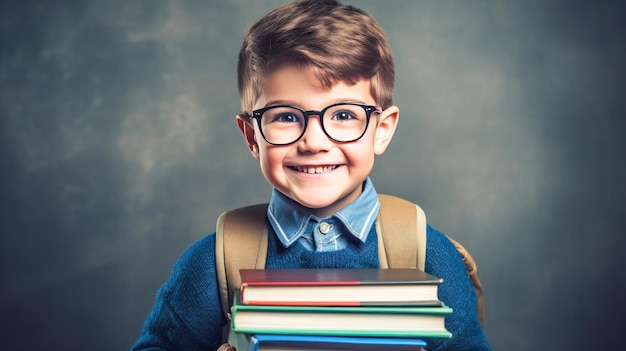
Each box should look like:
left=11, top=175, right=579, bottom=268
left=132, top=224, right=491, bottom=351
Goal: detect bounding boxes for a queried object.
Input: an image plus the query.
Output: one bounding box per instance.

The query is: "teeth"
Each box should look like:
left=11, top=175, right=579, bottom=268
left=293, top=165, right=337, bottom=174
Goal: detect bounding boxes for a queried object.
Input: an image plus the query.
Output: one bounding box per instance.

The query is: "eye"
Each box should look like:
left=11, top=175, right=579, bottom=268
left=269, top=112, right=301, bottom=123
left=331, top=110, right=357, bottom=121
left=274, top=113, right=298, bottom=122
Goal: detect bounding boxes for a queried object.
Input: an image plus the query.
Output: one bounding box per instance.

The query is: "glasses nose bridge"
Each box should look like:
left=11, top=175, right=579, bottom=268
left=300, top=108, right=330, bottom=140
left=302, top=109, right=327, bottom=130
left=303, top=109, right=324, bottom=121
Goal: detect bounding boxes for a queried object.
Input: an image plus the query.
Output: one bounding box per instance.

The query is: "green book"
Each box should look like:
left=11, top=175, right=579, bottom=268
left=230, top=291, right=452, bottom=338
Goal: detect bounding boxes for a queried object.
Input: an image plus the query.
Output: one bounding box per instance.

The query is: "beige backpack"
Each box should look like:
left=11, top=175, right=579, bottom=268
left=214, top=194, right=485, bottom=331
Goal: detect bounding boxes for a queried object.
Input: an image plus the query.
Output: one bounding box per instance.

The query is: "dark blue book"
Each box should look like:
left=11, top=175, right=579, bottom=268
left=229, top=332, right=427, bottom=351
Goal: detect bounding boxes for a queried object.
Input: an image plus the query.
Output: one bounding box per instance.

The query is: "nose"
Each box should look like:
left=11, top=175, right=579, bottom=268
left=297, top=115, right=332, bottom=153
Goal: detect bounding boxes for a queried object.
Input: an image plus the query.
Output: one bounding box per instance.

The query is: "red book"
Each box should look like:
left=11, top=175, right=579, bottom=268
left=239, top=268, right=443, bottom=307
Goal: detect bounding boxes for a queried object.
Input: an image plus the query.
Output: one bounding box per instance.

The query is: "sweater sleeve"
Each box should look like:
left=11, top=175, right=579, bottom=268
left=131, top=233, right=226, bottom=351
left=423, top=225, right=492, bottom=351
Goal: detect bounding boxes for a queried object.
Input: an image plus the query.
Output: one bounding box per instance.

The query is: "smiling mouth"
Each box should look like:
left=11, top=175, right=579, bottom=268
left=290, top=165, right=340, bottom=174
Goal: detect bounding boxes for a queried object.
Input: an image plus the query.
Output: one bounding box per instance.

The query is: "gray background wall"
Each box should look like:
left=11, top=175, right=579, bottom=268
left=1, top=0, right=624, bottom=350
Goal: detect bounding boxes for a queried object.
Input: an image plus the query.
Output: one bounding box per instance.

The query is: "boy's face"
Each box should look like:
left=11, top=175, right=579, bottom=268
left=237, top=67, right=399, bottom=218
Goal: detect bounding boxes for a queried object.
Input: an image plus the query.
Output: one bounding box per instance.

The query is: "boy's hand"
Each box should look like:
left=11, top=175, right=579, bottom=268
left=217, top=343, right=235, bottom=351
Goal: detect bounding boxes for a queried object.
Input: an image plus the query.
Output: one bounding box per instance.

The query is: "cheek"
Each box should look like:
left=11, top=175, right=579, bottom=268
left=343, top=142, right=376, bottom=168
left=258, top=146, right=287, bottom=175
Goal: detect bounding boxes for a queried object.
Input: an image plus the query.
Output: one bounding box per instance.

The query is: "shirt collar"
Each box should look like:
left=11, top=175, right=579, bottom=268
left=267, top=177, right=380, bottom=248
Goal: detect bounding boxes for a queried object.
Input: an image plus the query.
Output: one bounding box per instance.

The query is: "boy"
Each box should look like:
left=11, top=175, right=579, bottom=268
left=132, top=1, right=491, bottom=350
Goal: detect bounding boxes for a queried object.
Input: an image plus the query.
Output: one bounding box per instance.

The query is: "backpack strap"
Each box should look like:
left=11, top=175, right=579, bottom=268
left=215, top=204, right=268, bottom=319
left=376, top=194, right=427, bottom=270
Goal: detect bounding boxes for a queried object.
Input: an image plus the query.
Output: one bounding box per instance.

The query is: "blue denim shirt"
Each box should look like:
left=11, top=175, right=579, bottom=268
left=267, top=177, right=380, bottom=252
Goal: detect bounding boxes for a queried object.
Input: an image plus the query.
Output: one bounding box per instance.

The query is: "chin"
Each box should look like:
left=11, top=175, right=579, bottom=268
left=288, top=193, right=333, bottom=208
left=294, top=192, right=351, bottom=215
left=297, top=198, right=334, bottom=210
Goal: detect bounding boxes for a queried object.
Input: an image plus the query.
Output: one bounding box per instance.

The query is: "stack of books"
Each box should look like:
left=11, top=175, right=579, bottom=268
left=228, top=268, right=452, bottom=351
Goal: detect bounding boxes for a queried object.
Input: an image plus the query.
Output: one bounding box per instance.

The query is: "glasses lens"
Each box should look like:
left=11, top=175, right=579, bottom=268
left=323, top=104, right=369, bottom=142
left=259, top=107, right=305, bottom=144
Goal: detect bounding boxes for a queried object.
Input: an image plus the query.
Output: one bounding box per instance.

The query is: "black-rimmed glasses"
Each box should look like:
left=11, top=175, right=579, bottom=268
left=251, top=102, right=380, bottom=145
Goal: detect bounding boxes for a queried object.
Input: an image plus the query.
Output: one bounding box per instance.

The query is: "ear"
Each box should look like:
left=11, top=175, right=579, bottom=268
left=373, top=105, right=399, bottom=155
left=236, top=114, right=260, bottom=159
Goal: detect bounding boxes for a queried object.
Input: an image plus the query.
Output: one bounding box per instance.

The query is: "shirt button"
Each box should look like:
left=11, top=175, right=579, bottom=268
left=319, top=222, right=332, bottom=234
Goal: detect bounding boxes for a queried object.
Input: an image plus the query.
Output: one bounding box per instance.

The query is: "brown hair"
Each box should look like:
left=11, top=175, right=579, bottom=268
left=237, top=0, right=395, bottom=114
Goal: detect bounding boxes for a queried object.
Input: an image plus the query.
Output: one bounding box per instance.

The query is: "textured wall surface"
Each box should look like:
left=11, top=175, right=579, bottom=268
left=1, top=1, right=625, bottom=350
